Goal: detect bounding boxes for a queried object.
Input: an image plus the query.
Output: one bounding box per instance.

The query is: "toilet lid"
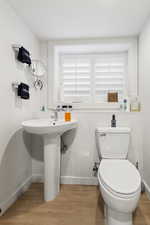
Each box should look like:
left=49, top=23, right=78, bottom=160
left=99, top=160, right=141, bottom=195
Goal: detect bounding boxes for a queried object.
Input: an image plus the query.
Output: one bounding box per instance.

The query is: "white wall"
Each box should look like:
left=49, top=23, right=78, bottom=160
left=0, top=0, right=42, bottom=212
left=139, top=16, right=150, bottom=193
left=32, top=40, right=143, bottom=185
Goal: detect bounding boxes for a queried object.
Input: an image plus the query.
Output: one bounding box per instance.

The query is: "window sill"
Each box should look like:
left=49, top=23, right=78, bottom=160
left=48, top=103, right=141, bottom=113
left=48, top=102, right=120, bottom=110
left=70, top=103, right=120, bottom=110
left=72, top=109, right=140, bottom=113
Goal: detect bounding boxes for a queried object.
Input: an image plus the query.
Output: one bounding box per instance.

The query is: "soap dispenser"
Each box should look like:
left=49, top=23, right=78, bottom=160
left=111, top=114, right=116, bottom=127
left=65, top=105, right=72, bottom=122
left=62, top=105, right=72, bottom=122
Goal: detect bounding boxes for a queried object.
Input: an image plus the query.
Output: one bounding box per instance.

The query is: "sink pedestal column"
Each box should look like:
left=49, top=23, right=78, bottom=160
left=43, top=134, right=61, bottom=201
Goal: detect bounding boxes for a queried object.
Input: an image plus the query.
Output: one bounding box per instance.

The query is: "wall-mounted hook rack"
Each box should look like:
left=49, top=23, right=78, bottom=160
left=12, top=44, right=21, bottom=53
left=12, top=81, right=20, bottom=89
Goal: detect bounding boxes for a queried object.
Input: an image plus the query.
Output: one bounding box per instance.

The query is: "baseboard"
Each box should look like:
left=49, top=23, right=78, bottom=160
left=32, top=174, right=44, bottom=183
left=61, top=176, right=98, bottom=185
left=143, top=180, right=150, bottom=200
left=0, top=176, right=32, bottom=216
left=32, top=174, right=98, bottom=185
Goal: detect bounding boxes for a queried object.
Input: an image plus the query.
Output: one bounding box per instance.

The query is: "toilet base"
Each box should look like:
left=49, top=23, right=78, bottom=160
left=104, top=205, right=132, bottom=225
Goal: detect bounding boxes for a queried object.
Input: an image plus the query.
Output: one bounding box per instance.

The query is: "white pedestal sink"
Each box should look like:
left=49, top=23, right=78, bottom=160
left=22, top=119, right=77, bottom=201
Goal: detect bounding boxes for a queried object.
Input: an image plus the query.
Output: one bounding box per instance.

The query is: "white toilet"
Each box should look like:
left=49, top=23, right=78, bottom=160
left=95, top=127, right=141, bottom=225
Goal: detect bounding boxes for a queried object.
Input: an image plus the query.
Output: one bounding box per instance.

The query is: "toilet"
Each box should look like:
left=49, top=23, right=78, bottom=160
left=95, top=127, right=141, bottom=225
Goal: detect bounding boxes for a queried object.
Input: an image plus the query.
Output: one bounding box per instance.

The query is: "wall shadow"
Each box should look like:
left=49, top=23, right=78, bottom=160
left=31, top=134, right=44, bottom=162
left=61, top=128, right=77, bottom=154
left=31, top=127, right=77, bottom=162
left=0, top=128, right=32, bottom=205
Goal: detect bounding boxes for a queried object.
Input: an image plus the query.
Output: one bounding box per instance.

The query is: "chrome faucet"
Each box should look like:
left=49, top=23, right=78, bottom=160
left=51, top=106, right=61, bottom=121
left=53, top=110, right=58, bottom=121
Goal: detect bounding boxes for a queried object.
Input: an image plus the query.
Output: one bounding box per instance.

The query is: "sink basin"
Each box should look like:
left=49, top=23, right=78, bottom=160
left=22, top=119, right=77, bottom=135
left=22, top=118, right=77, bottom=201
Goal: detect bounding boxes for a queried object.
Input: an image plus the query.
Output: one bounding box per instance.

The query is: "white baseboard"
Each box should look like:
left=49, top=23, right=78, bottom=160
left=32, top=174, right=98, bottom=185
left=0, top=176, right=32, bottom=216
left=61, top=176, right=98, bottom=185
left=143, top=180, right=150, bottom=200
left=32, top=174, right=44, bottom=183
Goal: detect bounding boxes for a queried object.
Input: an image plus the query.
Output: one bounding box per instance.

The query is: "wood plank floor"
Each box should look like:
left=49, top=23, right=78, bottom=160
left=0, top=183, right=149, bottom=225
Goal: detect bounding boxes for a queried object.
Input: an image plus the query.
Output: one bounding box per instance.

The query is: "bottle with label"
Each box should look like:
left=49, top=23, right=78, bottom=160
left=130, top=97, right=140, bottom=112
left=111, top=114, right=116, bottom=127
left=120, top=97, right=130, bottom=112
left=63, top=105, right=72, bottom=122
left=123, top=99, right=127, bottom=111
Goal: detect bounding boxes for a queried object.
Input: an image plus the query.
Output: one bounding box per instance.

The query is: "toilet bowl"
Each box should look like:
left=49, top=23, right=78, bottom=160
left=98, top=159, right=141, bottom=225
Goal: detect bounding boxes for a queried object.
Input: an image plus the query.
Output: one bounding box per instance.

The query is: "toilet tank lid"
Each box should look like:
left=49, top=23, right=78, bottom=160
left=95, top=127, right=131, bottom=134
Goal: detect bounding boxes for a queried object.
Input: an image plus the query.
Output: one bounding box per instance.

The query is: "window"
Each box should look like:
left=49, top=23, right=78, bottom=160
left=48, top=38, right=138, bottom=110
left=59, top=52, right=127, bottom=105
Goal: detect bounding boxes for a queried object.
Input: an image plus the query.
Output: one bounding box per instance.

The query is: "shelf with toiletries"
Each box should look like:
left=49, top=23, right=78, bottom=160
left=106, top=92, right=141, bottom=113
left=62, top=96, right=141, bottom=113
left=55, top=91, right=141, bottom=113
left=119, top=96, right=141, bottom=113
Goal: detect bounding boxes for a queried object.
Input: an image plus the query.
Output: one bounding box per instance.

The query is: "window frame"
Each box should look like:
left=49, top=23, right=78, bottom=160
left=48, top=38, right=138, bottom=110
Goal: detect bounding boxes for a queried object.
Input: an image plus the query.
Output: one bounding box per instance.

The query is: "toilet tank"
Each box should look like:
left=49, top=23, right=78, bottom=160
left=95, top=127, right=131, bottom=159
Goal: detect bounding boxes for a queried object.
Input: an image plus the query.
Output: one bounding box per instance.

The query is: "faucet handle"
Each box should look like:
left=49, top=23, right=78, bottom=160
left=56, top=105, right=61, bottom=111
left=51, top=105, right=61, bottom=111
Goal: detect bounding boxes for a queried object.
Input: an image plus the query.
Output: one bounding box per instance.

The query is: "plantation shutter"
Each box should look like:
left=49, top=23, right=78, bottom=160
left=60, top=55, right=91, bottom=103
left=94, top=53, right=127, bottom=102
left=59, top=52, right=127, bottom=104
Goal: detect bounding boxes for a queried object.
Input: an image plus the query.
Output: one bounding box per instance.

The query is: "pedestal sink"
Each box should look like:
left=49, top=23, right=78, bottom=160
left=22, top=119, right=77, bottom=201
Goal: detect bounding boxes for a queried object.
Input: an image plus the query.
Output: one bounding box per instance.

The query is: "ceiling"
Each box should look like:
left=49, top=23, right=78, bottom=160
left=8, top=0, right=150, bottom=40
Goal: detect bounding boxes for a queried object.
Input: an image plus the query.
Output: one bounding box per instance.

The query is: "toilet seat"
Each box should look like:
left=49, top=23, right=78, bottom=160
left=98, top=159, right=141, bottom=198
